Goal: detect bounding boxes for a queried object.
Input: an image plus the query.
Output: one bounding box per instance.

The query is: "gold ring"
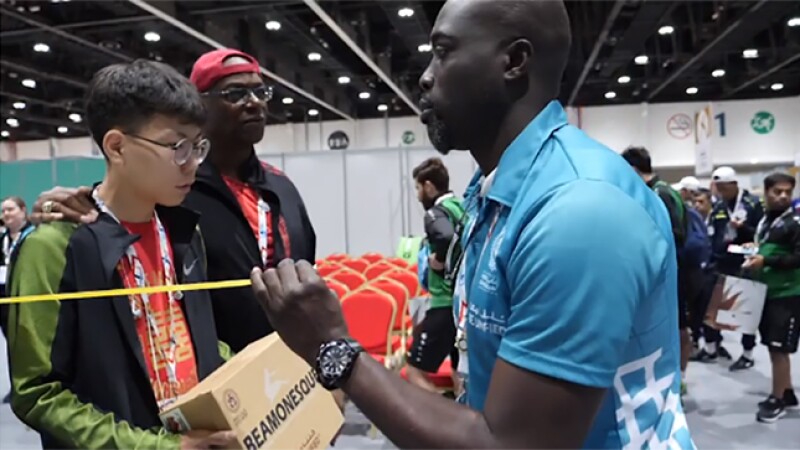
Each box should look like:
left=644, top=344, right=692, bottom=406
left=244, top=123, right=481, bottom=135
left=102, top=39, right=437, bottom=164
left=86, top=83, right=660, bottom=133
left=42, top=200, right=54, bottom=214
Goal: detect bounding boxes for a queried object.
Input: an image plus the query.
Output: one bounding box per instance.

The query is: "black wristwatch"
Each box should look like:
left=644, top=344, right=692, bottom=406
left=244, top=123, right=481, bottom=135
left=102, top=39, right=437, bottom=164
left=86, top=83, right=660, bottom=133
left=315, top=338, right=363, bottom=390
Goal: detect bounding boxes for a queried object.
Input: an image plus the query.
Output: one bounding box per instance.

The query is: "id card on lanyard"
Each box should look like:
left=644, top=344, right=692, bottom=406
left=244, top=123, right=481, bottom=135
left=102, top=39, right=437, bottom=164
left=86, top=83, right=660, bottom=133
left=452, top=201, right=503, bottom=380
left=724, top=190, right=747, bottom=242
left=93, top=189, right=183, bottom=411
left=257, top=197, right=270, bottom=267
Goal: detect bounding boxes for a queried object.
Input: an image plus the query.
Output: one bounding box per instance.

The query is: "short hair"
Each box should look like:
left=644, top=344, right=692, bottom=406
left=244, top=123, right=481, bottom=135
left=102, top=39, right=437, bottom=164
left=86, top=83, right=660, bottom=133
left=621, top=146, right=653, bottom=174
left=412, top=157, right=450, bottom=192
left=764, top=172, right=796, bottom=191
left=85, top=59, right=206, bottom=151
left=695, top=188, right=712, bottom=201
left=2, top=196, right=26, bottom=211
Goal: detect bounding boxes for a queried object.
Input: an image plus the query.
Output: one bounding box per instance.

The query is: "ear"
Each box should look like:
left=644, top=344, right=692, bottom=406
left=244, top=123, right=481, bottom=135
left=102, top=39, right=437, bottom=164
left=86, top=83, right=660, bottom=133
left=102, top=130, right=126, bottom=165
left=503, top=38, right=533, bottom=82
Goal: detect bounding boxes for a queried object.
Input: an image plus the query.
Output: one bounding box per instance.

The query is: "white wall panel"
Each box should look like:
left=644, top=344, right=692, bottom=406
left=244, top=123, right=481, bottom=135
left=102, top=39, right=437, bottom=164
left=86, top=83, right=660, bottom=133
left=344, top=150, right=405, bottom=256
left=282, top=152, right=347, bottom=258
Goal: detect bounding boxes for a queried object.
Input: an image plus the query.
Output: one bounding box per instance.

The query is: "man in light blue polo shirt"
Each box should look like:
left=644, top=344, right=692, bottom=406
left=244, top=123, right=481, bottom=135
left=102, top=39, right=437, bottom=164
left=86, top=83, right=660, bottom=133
left=251, top=0, right=695, bottom=448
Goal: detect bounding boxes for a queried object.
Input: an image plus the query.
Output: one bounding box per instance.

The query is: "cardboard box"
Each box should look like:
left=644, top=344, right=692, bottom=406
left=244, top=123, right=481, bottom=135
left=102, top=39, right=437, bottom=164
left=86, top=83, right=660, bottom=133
left=159, top=334, right=344, bottom=450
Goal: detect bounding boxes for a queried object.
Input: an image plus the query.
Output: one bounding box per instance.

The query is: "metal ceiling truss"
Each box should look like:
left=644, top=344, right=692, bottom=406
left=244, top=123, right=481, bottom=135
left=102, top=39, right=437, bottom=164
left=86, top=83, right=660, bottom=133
left=127, top=0, right=354, bottom=121
left=302, top=0, right=421, bottom=115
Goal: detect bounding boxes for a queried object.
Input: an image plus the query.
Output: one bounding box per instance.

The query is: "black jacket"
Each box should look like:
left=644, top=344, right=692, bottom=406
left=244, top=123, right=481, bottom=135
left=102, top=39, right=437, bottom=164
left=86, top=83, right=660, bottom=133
left=6, top=206, right=228, bottom=449
left=184, top=153, right=316, bottom=352
left=709, top=189, right=764, bottom=275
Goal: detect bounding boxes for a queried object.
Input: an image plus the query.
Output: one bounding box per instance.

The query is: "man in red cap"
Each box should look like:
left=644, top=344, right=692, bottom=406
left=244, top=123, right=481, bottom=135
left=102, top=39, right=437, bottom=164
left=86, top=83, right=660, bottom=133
left=30, top=49, right=317, bottom=354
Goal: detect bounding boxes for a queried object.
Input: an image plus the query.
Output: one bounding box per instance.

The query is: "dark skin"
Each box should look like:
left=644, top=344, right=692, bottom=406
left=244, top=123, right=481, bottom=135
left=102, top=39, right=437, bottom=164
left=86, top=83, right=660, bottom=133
left=251, top=1, right=606, bottom=448
left=203, top=57, right=268, bottom=178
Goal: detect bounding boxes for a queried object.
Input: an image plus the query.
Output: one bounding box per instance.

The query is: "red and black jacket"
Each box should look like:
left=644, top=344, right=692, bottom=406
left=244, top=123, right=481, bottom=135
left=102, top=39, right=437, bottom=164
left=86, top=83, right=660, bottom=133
left=184, top=153, right=316, bottom=352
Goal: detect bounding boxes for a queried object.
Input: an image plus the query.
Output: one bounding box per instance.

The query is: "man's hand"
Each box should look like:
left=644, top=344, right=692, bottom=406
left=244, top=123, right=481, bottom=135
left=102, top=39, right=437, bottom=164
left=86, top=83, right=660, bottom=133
left=428, top=253, right=444, bottom=271
left=742, top=254, right=765, bottom=270
left=180, top=430, right=237, bottom=450
left=250, top=259, right=350, bottom=365
left=31, top=186, right=97, bottom=225
left=730, top=218, right=745, bottom=229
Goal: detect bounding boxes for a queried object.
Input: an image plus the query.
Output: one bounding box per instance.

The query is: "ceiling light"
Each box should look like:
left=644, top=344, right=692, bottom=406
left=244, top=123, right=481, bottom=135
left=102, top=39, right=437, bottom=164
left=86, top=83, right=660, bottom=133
left=1, top=131, right=9, bottom=138
left=6, top=118, right=20, bottom=128
left=359, top=92, right=371, bottom=100
left=771, top=83, right=784, bottom=91
left=712, top=69, right=726, bottom=78
left=398, top=7, right=414, bottom=18
left=634, top=55, right=649, bottom=65
left=788, top=17, right=800, bottom=27
left=658, top=25, right=674, bottom=35
left=33, top=43, right=50, bottom=53
left=282, top=97, right=294, bottom=105
left=58, top=126, right=68, bottom=134
left=418, top=43, right=432, bottom=53
left=377, top=104, right=388, bottom=112
left=69, top=113, right=82, bottom=123
left=144, top=31, right=161, bottom=42
left=617, top=75, right=631, bottom=84
left=12, top=102, right=26, bottom=110
left=265, top=20, right=281, bottom=31
left=686, top=86, right=698, bottom=95
left=308, top=109, right=319, bottom=117
left=337, top=76, right=351, bottom=84
left=307, top=52, right=321, bottom=61
left=742, top=48, right=759, bottom=59
left=604, top=91, right=616, bottom=99
left=21, top=79, right=36, bottom=89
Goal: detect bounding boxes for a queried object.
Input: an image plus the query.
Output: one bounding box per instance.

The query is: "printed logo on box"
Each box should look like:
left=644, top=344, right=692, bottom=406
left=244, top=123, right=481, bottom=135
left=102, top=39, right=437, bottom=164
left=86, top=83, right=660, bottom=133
left=224, top=389, right=241, bottom=413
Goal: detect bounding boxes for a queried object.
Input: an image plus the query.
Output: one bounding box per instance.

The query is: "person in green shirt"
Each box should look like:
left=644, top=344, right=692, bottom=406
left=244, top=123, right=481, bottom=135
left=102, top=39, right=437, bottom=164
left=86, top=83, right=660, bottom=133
left=742, top=172, right=800, bottom=423
left=406, top=157, right=465, bottom=394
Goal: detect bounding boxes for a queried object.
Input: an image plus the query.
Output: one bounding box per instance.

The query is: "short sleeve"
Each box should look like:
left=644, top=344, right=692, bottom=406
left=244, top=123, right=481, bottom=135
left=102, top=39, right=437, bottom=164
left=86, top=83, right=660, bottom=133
left=498, top=180, right=671, bottom=388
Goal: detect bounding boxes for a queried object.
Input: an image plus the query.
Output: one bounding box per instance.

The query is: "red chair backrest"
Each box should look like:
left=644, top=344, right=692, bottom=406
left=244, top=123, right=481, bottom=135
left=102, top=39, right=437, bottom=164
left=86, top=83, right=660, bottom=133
left=387, top=257, right=410, bottom=269
left=366, top=278, right=409, bottom=332
left=364, top=261, right=396, bottom=280
left=317, top=264, right=341, bottom=278
left=361, top=252, right=384, bottom=264
left=382, top=269, right=420, bottom=299
left=326, top=253, right=349, bottom=262
left=329, top=270, right=367, bottom=291
left=341, top=258, right=370, bottom=273
left=342, top=290, right=396, bottom=354
left=326, top=279, right=349, bottom=300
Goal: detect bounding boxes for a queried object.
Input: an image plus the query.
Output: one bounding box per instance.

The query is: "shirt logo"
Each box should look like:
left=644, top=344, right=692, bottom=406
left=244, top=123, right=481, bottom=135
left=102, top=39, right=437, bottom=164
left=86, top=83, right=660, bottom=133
left=182, top=259, right=197, bottom=277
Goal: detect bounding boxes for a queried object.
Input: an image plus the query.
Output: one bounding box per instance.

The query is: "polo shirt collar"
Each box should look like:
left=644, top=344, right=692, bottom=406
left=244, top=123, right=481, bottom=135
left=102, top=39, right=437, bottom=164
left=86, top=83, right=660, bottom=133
left=486, top=100, right=568, bottom=207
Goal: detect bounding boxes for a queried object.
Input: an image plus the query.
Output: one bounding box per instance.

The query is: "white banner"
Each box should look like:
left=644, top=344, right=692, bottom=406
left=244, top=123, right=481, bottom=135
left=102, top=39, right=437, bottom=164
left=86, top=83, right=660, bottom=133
left=694, top=104, right=713, bottom=176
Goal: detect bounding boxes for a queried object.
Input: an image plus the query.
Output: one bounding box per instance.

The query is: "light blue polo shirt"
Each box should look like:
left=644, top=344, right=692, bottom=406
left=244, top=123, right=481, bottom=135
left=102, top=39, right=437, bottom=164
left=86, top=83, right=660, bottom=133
left=453, top=101, right=694, bottom=449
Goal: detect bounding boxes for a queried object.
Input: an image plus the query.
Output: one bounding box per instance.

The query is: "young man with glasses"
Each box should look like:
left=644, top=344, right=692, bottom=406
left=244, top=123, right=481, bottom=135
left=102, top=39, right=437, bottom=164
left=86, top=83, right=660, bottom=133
left=5, top=60, right=236, bottom=449
left=30, top=49, right=317, bottom=354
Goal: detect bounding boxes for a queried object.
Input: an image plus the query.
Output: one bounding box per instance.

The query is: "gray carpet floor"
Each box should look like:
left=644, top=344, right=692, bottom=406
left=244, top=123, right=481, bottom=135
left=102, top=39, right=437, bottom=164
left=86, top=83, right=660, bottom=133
left=2, top=331, right=798, bottom=449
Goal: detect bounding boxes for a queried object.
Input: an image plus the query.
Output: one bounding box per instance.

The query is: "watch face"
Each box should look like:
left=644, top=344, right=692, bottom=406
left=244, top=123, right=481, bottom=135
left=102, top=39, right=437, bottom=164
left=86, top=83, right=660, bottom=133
left=320, top=343, right=352, bottom=380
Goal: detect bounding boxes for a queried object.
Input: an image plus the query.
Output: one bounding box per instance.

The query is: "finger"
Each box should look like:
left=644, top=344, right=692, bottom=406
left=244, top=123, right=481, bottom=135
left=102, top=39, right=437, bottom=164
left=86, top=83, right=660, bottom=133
left=205, top=430, right=237, bottom=448
left=296, top=260, right=322, bottom=284
left=64, top=192, right=95, bottom=215
left=251, top=267, right=269, bottom=302
left=263, top=268, right=285, bottom=308
left=80, top=210, right=99, bottom=224
left=276, top=259, right=300, bottom=291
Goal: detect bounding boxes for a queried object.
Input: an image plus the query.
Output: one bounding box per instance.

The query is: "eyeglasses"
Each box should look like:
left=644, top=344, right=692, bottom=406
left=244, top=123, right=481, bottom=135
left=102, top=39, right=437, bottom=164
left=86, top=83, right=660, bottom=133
left=127, top=134, right=210, bottom=166
left=203, top=85, right=273, bottom=105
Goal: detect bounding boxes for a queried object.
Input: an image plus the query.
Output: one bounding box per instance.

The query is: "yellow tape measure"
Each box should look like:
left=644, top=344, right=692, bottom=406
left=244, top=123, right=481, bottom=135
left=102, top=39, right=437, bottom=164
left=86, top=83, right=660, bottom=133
left=0, top=279, right=252, bottom=305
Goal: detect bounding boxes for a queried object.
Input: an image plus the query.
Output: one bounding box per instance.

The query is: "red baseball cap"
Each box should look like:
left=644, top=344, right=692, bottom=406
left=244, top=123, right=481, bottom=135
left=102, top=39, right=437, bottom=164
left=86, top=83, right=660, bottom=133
left=190, top=48, right=260, bottom=93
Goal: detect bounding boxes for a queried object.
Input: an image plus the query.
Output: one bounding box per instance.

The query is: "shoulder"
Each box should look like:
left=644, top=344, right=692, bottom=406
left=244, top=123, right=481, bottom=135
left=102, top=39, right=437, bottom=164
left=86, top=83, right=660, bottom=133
left=518, top=179, right=670, bottom=252
left=16, top=223, right=76, bottom=258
